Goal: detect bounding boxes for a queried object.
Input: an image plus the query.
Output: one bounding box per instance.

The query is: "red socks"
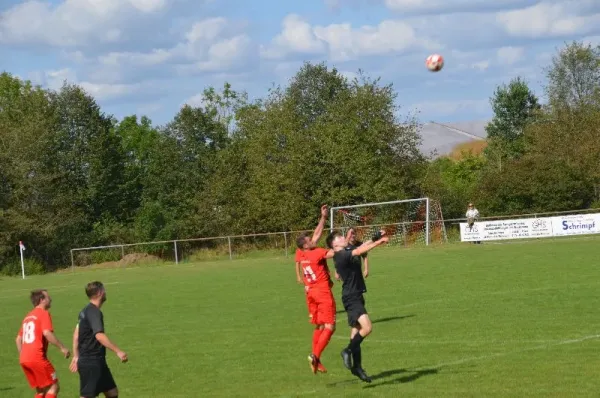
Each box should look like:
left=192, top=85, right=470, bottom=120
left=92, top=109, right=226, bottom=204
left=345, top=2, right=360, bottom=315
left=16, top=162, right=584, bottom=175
left=314, top=328, right=334, bottom=359
left=312, top=329, right=323, bottom=353
left=46, top=394, right=57, bottom=398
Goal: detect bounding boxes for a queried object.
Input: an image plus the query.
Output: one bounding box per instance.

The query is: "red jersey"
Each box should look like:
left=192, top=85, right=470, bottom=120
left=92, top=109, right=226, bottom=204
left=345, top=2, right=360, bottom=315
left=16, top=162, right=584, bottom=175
left=17, top=307, right=53, bottom=363
left=295, top=247, right=331, bottom=289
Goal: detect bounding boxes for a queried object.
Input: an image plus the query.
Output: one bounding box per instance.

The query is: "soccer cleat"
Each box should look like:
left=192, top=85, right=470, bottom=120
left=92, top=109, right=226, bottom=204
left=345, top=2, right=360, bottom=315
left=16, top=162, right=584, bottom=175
left=308, top=354, right=319, bottom=374
left=351, top=367, right=372, bottom=383
left=340, top=348, right=353, bottom=369
left=317, top=362, right=327, bottom=373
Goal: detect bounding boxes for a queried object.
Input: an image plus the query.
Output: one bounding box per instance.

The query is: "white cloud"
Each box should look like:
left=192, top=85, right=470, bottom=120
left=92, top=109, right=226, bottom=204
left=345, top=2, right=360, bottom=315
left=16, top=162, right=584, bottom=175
left=0, top=0, right=173, bottom=47
left=30, top=68, right=142, bottom=100
left=260, top=14, right=326, bottom=59
left=184, top=93, right=206, bottom=108
left=496, top=46, right=524, bottom=65
left=496, top=1, right=600, bottom=38
left=79, top=81, right=141, bottom=99
left=261, top=14, right=439, bottom=62
left=582, top=35, right=600, bottom=46
left=93, top=17, right=252, bottom=75
left=99, top=49, right=172, bottom=67
left=384, top=0, right=529, bottom=13
left=471, top=61, right=490, bottom=71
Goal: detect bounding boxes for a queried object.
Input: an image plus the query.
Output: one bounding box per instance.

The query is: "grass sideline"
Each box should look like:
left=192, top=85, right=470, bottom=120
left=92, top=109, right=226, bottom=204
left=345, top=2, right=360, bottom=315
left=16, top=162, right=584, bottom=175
left=1, top=238, right=600, bottom=397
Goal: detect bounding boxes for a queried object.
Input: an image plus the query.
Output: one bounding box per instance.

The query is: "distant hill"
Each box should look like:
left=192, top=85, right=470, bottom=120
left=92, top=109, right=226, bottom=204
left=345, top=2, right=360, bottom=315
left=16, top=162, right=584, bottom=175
left=419, top=120, right=488, bottom=158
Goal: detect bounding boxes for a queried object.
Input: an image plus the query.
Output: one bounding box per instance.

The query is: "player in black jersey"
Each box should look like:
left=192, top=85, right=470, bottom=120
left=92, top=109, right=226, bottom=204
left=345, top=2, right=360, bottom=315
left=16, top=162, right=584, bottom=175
left=326, top=230, right=388, bottom=383
left=335, top=227, right=369, bottom=281
left=69, top=281, right=128, bottom=398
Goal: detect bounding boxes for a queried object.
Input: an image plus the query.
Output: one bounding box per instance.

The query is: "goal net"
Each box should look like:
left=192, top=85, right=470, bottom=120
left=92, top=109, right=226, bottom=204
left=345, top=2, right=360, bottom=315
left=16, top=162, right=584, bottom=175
left=330, top=198, right=447, bottom=246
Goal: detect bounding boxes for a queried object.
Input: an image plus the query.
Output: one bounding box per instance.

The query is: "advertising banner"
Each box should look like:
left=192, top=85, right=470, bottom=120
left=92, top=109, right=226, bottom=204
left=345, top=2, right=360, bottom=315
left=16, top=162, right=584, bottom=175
left=460, top=217, right=553, bottom=242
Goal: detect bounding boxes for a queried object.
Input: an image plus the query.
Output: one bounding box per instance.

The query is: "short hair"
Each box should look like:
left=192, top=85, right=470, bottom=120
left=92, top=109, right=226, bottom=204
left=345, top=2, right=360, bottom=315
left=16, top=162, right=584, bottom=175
left=85, top=281, right=105, bottom=299
left=326, top=231, right=342, bottom=249
left=30, top=289, right=47, bottom=306
left=296, top=233, right=309, bottom=249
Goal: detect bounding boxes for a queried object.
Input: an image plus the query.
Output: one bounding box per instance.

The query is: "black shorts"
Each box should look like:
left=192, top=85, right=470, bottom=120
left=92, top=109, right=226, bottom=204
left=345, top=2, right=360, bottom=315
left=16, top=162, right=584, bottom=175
left=342, top=294, right=367, bottom=327
left=78, top=358, right=117, bottom=398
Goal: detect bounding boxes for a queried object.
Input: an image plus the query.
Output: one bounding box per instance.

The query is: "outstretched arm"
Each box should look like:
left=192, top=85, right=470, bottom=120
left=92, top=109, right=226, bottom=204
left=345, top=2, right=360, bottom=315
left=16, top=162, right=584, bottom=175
left=311, top=205, right=328, bottom=244
left=352, top=235, right=389, bottom=257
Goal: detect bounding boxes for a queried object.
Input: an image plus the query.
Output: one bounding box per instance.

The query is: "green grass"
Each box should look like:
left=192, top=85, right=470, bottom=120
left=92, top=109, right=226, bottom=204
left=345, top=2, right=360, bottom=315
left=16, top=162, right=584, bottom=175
left=2, top=237, right=600, bottom=397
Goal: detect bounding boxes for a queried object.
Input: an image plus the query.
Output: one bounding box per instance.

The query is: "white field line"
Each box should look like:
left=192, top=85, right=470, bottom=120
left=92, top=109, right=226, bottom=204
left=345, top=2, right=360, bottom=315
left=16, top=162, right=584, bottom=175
left=372, top=282, right=596, bottom=313
left=423, top=333, right=600, bottom=370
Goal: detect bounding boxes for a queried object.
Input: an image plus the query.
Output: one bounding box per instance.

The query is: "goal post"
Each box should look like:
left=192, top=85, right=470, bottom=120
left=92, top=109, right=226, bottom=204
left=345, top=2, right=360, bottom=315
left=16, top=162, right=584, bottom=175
left=329, top=197, right=447, bottom=247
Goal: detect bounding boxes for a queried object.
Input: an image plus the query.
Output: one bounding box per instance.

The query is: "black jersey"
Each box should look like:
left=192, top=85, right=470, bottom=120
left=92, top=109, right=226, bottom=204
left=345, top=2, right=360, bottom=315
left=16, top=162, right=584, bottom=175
left=77, top=303, right=106, bottom=360
left=334, top=248, right=367, bottom=297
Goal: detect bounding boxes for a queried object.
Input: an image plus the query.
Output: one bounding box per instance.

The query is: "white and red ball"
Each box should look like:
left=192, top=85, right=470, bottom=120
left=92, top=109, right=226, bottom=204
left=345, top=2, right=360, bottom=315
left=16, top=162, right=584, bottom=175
left=425, top=54, right=444, bottom=72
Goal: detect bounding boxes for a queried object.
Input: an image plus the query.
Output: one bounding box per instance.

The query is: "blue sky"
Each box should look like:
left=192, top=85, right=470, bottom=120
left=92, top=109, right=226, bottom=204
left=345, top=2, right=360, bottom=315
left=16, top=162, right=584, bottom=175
left=1, top=0, right=599, bottom=126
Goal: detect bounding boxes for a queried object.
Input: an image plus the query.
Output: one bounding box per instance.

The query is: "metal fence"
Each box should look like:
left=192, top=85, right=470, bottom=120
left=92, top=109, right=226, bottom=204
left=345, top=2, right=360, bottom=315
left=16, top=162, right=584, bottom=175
left=70, top=207, right=600, bottom=269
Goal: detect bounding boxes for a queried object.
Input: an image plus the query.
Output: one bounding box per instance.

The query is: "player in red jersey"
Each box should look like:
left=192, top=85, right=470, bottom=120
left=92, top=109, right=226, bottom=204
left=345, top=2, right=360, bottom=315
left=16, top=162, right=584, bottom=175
left=295, top=204, right=336, bottom=374
left=16, top=289, right=71, bottom=398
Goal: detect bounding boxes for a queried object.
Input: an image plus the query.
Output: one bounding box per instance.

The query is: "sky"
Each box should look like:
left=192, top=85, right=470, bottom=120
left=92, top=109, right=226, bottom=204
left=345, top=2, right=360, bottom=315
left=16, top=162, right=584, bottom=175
left=1, top=0, right=599, bottom=126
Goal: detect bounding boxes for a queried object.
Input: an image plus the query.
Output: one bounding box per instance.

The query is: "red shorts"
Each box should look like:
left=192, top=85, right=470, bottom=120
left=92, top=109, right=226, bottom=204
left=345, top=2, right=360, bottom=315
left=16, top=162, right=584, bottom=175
left=305, top=287, right=336, bottom=325
left=20, top=360, right=57, bottom=389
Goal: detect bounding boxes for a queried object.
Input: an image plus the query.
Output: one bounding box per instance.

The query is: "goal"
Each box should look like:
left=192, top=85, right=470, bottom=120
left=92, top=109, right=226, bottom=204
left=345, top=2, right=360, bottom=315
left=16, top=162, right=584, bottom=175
left=329, top=198, right=447, bottom=246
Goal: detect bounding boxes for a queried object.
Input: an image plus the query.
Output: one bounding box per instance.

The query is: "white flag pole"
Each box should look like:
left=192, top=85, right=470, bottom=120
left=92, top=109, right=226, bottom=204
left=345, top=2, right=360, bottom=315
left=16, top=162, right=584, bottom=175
left=19, top=241, right=26, bottom=279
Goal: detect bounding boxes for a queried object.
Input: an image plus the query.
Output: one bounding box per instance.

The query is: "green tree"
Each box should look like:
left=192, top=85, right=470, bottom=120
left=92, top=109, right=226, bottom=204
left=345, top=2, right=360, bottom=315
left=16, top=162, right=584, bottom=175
left=232, top=64, right=425, bottom=232
left=485, top=77, right=540, bottom=169
left=421, top=153, right=486, bottom=219
left=546, top=41, right=600, bottom=109
left=479, top=156, right=593, bottom=214
left=0, top=73, right=57, bottom=268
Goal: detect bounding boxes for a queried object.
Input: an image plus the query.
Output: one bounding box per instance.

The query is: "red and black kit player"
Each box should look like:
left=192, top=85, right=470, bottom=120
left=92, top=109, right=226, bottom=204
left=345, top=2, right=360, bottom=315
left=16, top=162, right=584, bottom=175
left=326, top=230, right=388, bottom=383
left=16, top=289, right=71, bottom=398
left=295, top=205, right=337, bottom=374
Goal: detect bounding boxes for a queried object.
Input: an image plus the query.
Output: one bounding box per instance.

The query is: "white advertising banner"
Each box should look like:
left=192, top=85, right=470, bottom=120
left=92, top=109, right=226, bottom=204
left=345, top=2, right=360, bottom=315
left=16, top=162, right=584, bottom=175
left=551, top=213, right=600, bottom=236
left=460, top=212, right=600, bottom=242
left=460, top=217, right=553, bottom=242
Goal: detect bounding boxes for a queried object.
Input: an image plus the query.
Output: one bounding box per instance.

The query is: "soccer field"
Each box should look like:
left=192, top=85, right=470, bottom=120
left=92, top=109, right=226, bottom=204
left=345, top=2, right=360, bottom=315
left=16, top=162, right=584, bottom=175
left=1, top=238, right=600, bottom=397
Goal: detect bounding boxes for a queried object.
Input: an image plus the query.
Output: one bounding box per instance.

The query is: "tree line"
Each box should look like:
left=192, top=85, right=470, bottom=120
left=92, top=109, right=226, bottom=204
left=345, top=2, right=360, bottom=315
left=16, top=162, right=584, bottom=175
left=1, top=41, right=599, bottom=273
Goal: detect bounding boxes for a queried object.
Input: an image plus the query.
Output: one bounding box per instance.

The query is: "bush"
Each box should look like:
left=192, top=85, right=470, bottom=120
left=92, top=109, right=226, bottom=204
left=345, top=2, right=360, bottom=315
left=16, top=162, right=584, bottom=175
left=1, top=258, right=46, bottom=276
left=88, top=249, right=122, bottom=264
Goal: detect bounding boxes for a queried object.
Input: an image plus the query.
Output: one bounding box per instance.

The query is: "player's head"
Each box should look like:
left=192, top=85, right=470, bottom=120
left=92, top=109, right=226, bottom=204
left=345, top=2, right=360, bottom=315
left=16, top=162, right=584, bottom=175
left=326, top=231, right=346, bottom=251
left=346, top=228, right=357, bottom=244
left=296, top=233, right=315, bottom=250
left=85, top=281, right=107, bottom=305
left=30, top=289, right=51, bottom=309
left=468, top=203, right=474, bottom=209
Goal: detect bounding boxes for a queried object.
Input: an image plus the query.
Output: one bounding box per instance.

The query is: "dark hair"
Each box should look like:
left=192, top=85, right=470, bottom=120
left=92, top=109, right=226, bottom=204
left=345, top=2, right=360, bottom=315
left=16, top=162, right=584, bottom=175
left=326, top=231, right=342, bottom=249
left=30, top=289, right=47, bottom=306
left=296, top=233, right=309, bottom=249
left=85, top=281, right=105, bottom=299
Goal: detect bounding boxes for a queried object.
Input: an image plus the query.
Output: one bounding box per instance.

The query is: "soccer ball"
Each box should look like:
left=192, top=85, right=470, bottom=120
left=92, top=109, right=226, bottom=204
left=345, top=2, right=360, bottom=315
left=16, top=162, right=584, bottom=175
left=425, top=54, right=444, bottom=72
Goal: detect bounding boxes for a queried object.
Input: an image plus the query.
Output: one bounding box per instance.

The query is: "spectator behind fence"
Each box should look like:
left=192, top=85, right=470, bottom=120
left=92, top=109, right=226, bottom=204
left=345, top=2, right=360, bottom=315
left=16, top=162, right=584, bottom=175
left=466, top=203, right=481, bottom=244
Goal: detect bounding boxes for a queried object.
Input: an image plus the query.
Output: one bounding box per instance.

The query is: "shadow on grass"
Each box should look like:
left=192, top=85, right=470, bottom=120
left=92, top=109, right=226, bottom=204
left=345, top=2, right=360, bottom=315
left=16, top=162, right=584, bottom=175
left=372, top=314, right=416, bottom=324
left=326, top=367, right=439, bottom=388
left=0, top=387, right=14, bottom=392
left=363, top=367, right=439, bottom=388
